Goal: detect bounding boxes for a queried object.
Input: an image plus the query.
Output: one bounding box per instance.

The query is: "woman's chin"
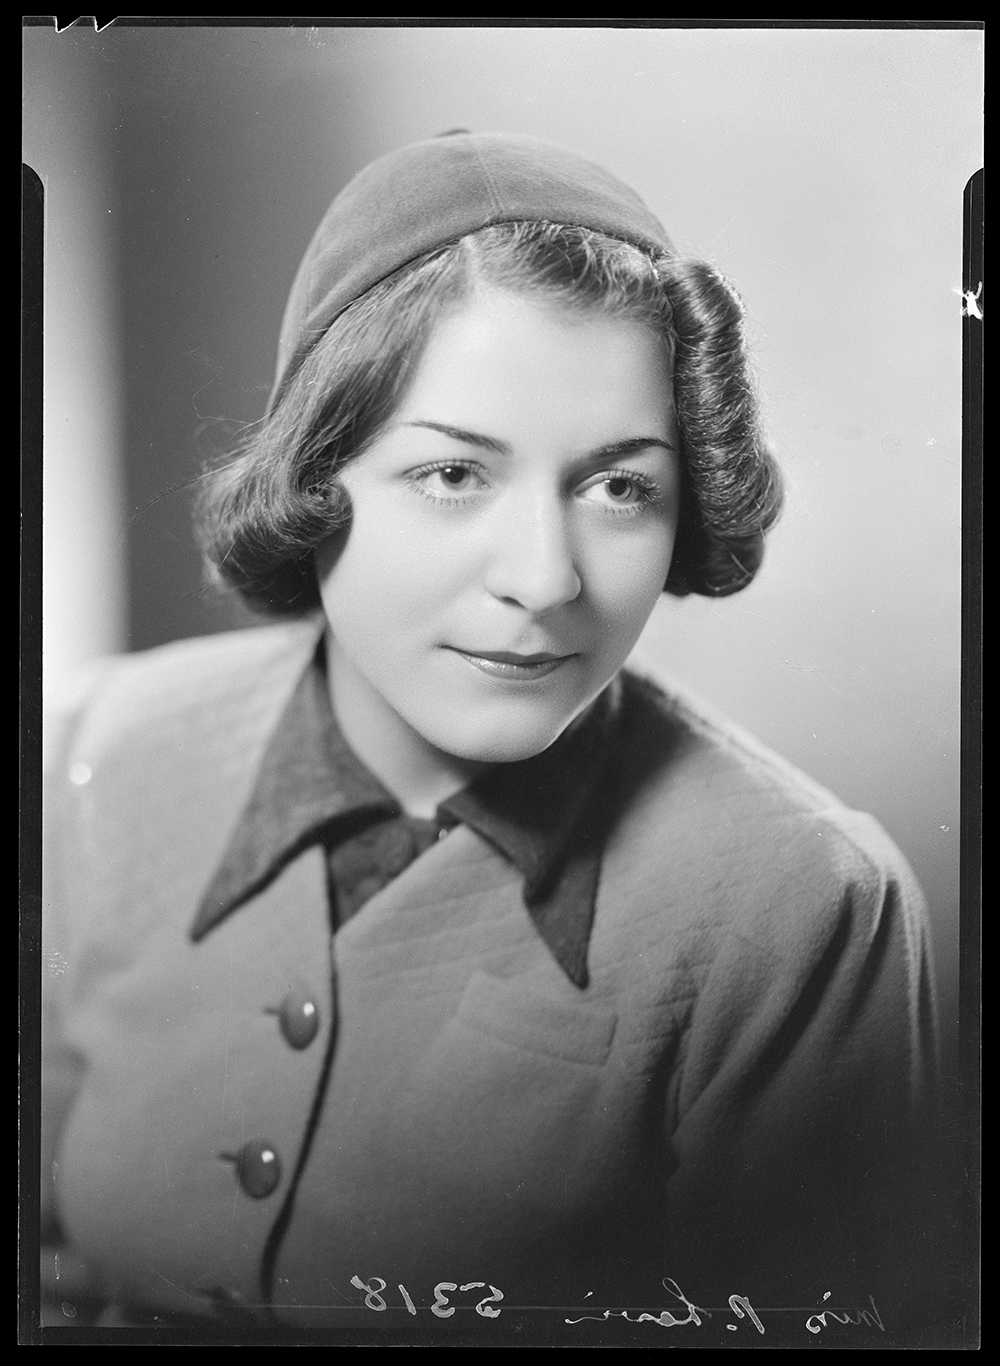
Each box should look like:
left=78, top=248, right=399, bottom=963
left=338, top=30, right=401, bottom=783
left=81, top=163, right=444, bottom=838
left=401, top=676, right=607, bottom=768
left=418, top=712, right=571, bottom=767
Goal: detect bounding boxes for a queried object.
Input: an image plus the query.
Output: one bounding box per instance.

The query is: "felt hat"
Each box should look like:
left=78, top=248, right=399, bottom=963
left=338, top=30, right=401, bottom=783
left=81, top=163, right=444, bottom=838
left=269, top=131, right=675, bottom=413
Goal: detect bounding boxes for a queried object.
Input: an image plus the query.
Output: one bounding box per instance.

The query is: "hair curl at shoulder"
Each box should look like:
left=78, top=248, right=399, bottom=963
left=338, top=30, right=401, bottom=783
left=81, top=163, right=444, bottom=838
left=195, top=223, right=782, bottom=616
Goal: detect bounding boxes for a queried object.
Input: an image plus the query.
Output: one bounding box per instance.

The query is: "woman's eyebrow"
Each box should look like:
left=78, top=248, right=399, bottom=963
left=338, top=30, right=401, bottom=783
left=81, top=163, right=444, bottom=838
left=404, top=421, right=511, bottom=454
left=403, top=421, right=676, bottom=459
left=594, top=436, right=678, bottom=459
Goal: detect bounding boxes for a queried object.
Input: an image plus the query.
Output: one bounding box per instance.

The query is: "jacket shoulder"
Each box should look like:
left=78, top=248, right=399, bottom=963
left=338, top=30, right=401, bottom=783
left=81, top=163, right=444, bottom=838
left=53, top=621, right=322, bottom=766
left=612, top=668, right=927, bottom=944
left=620, top=666, right=843, bottom=816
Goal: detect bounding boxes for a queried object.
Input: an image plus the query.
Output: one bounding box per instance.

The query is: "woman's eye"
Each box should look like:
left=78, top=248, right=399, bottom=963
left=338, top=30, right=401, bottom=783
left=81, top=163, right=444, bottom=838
left=437, top=465, right=475, bottom=489
left=409, top=462, right=487, bottom=502
left=605, top=476, right=639, bottom=502
left=581, top=472, right=657, bottom=510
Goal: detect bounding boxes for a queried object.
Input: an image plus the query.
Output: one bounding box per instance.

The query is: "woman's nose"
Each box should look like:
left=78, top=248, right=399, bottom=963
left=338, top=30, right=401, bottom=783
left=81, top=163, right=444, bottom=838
left=483, top=497, right=582, bottom=613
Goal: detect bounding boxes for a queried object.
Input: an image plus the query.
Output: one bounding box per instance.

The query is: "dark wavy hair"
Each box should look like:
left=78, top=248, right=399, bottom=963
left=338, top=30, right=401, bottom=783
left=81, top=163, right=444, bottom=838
left=196, top=222, right=783, bottom=615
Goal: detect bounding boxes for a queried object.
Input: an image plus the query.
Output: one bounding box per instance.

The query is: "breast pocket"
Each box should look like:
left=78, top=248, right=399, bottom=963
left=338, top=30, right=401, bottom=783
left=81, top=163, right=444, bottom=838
left=451, top=969, right=617, bottom=1066
left=393, top=971, right=621, bottom=1231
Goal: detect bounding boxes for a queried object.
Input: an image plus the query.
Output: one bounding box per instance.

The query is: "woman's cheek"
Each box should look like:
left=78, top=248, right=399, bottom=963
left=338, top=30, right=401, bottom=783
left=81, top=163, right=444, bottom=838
left=585, top=528, right=674, bottom=624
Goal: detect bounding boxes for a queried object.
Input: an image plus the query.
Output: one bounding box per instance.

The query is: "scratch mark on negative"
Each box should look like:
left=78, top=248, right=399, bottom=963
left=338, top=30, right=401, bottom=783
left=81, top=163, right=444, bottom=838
left=323, top=1278, right=356, bottom=1305
left=151, top=1268, right=203, bottom=1302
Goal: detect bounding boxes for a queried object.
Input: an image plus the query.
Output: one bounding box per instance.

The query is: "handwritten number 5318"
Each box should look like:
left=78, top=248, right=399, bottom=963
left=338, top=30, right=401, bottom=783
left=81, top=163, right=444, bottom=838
left=351, top=1275, right=503, bottom=1318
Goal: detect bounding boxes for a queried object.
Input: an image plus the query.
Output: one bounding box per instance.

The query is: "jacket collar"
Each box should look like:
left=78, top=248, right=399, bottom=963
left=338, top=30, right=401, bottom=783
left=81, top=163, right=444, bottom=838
left=191, top=640, right=621, bottom=988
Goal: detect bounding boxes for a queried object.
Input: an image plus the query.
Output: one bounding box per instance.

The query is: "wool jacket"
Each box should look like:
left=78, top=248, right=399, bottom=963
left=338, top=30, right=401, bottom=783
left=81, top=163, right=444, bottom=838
left=194, top=643, right=615, bottom=974
left=41, top=620, right=938, bottom=1336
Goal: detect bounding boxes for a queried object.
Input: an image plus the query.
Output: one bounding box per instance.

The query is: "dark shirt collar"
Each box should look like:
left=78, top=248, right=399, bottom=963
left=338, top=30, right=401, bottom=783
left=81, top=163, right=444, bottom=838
left=192, top=646, right=620, bottom=987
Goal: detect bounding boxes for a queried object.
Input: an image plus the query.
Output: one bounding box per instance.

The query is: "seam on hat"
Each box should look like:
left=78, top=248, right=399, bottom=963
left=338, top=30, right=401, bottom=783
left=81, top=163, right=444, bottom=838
left=469, top=139, right=506, bottom=218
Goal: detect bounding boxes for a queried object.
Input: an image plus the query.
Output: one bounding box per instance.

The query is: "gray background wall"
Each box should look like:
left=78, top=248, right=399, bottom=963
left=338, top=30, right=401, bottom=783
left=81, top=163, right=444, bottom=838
left=25, top=23, right=979, bottom=1091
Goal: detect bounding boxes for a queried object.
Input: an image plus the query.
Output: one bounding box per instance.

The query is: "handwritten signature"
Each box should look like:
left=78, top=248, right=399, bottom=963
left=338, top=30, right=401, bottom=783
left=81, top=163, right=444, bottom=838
left=350, top=1274, right=883, bottom=1336
left=805, top=1291, right=884, bottom=1335
left=566, top=1278, right=713, bottom=1329
left=566, top=1279, right=884, bottom=1336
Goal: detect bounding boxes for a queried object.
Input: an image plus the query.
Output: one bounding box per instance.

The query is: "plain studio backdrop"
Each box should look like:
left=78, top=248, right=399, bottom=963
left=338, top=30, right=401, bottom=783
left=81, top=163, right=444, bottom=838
left=25, top=18, right=978, bottom=1228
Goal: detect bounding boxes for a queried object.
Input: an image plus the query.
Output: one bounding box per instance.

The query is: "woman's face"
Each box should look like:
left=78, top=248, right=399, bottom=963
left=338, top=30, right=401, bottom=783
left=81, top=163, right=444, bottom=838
left=316, top=286, right=681, bottom=787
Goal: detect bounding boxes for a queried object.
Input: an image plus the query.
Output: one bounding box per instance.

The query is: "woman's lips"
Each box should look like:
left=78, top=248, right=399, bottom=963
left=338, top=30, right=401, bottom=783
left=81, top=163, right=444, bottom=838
left=446, top=647, right=576, bottom=680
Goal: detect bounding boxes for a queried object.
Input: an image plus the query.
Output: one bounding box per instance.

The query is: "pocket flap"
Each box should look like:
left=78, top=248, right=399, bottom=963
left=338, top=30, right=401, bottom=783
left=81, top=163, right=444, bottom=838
left=455, top=970, right=617, bottom=1066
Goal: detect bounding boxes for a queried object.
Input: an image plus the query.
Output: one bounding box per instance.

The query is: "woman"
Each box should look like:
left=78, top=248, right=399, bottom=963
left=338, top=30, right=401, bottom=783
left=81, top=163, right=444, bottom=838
left=42, top=132, right=938, bottom=1340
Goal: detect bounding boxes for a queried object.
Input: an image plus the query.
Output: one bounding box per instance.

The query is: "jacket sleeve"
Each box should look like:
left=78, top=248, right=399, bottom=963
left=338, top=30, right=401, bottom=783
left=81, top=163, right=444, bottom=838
left=663, top=809, right=940, bottom=1322
left=41, top=664, right=116, bottom=1325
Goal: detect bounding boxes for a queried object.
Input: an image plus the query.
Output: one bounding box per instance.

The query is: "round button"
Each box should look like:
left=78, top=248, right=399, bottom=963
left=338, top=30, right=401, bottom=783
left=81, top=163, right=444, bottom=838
left=276, top=989, right=320, bottom=1050
left=228, top=1140, right=281, bottom=1199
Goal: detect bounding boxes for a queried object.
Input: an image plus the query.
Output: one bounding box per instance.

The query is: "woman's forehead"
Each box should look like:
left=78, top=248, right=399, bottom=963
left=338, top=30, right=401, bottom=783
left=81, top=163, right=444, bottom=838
left=408, top=289, right=670, bottom=403
left=358, top=290, right=678, bottom=465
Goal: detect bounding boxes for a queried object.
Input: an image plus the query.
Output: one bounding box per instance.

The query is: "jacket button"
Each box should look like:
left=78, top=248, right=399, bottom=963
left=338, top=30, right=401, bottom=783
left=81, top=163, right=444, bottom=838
left=222, top=1140, right=282, bottom=1199
left=274, top=990, right=320, bottom=1049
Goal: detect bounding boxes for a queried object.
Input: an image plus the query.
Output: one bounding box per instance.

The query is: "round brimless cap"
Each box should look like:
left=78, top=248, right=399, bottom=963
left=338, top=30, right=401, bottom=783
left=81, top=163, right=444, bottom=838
left=268, top=131, right=675, bottom=413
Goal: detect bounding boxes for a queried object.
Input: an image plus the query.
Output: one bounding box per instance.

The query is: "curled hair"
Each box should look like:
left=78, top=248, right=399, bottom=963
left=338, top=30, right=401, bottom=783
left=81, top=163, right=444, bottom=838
left=196, top=223, right=782, bottom=615
left=661, top=260, right=783, bottom=595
